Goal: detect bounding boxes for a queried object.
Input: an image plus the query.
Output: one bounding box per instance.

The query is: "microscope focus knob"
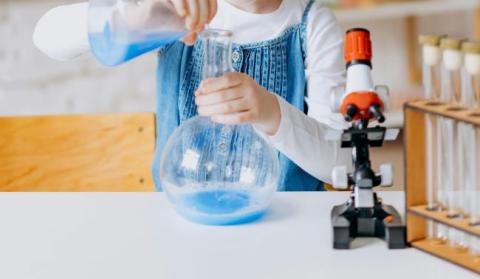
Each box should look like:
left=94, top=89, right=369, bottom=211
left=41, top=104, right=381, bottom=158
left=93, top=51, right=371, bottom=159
left=332, top=166, right=349, bottom=190
left=379, top=163, right=393, bottom=187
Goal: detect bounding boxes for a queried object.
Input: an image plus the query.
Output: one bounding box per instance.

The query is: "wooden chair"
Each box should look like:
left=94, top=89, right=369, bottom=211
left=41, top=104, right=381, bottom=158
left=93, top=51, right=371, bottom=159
left=0, top=113, right=156, bottom=192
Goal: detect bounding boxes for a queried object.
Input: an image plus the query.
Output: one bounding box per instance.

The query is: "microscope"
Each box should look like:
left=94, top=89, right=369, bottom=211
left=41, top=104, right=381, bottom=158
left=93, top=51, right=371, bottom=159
left=329, top=28, right=406, bottom=249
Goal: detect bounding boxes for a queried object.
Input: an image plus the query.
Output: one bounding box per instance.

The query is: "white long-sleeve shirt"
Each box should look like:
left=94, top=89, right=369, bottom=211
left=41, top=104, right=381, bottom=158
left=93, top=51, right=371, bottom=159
left=33, top=0, right=351, bottom=184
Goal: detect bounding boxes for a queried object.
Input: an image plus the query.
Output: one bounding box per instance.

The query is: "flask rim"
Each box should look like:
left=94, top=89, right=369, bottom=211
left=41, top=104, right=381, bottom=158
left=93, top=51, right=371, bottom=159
left=201, top=29, right=233, bottom=39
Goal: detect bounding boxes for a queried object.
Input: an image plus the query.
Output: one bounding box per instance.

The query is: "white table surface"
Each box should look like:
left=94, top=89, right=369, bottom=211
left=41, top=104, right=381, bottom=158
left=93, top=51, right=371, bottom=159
left=0, top=192, right=477, bottom=279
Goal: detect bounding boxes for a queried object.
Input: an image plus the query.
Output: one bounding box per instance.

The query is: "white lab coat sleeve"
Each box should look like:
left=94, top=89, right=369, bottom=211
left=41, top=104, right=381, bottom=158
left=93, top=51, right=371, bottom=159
left=33, top=2, right=91, bottom=61
left=266, top=3, right=351, bottom=184
left=268, top=96, right=351, bottom=184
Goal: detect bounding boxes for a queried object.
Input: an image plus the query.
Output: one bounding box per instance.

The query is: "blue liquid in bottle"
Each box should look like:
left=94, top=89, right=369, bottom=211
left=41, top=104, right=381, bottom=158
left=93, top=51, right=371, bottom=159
left=175, top=189, right=267, bottom=226
left=89, top=23, right=186, bottom=66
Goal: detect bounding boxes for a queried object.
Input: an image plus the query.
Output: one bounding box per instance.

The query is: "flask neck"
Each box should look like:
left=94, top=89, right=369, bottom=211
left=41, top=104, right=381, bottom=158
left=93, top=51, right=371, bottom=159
left=202, top=29, right=234, bottom=79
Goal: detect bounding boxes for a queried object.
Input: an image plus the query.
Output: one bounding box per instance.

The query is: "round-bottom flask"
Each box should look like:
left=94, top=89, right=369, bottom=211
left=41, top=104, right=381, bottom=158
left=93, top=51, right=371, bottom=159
left=159, top=29, right=280, bottom=225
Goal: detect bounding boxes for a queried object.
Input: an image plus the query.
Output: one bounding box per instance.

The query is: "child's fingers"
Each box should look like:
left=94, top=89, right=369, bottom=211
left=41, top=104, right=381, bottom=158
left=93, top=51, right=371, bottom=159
left=185, top=0, right=199, bottom=31
left=196, top=0, right=209, bottom=31
left=198, top=73, right=243, bottom=94
left=181, top=32, right=197, bottom=45
left=208, top=0, right=217, bottom=22
left=211, top=112, right=253, bottom=125
left=195, top=88, right=244, bottom=106
left=197, top=98, right=249, bottom=116
left=171, top=0, right=187, bottom=17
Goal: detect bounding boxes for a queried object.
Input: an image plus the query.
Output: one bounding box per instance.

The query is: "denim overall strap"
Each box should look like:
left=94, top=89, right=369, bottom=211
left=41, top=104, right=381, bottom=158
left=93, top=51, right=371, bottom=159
left=151, top=42, right=190, bottom=188
left=271, top=0, right=322, bottom=191
left=153, top=0, right=324, bottom=191
left=300, top=0, right=315, bottom=60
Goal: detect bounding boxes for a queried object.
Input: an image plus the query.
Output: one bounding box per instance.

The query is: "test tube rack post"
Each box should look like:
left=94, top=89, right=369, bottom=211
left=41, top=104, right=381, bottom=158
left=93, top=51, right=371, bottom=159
left=404, top=100, right=480, bottom=273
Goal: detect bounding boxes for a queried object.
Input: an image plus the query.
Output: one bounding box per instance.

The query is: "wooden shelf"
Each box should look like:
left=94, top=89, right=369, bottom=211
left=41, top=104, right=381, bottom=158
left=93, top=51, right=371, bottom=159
left=404, top=100, right=480, bottom=273
left=409, top=205, right=480, bottom=237
left=334, top=0, right=479, bottom=22
left=406, top=100, right=480, bottom=126
left=412, top=239, right=480, bottom=274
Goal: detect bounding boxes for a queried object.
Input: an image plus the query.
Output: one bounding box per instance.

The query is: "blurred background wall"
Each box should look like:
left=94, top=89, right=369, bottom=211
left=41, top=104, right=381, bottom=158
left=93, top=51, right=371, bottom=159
left=0, top=0, right=476, bottom=116
left=0, top=0, right=157, bottom=116
left=0, top=0, right=478, bottom=190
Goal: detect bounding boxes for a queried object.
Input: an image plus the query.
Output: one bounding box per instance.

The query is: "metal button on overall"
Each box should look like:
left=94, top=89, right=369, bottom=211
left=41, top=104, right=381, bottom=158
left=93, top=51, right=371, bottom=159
left=232, top=50, right=241, bottom=63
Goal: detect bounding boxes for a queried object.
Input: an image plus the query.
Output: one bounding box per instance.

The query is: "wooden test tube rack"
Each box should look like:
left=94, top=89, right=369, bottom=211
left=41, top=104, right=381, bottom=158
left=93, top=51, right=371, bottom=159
left=404, top=100, right=480, bottom=273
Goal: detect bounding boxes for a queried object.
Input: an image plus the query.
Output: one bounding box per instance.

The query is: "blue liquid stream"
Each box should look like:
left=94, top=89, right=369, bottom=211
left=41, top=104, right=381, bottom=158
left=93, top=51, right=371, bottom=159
left=174, top=189, right=267, bottom=225
left=89, top=24, right=186, bottom=66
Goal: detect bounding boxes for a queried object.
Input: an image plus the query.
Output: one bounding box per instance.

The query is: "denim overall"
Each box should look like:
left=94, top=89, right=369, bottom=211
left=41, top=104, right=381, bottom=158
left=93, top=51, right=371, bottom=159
left=152, top=0, right=324, bottom=191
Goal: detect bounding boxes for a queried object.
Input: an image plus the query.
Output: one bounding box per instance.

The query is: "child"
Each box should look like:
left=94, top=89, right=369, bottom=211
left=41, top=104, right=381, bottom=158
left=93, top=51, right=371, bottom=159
left=34, top=0, right=350, bottom=191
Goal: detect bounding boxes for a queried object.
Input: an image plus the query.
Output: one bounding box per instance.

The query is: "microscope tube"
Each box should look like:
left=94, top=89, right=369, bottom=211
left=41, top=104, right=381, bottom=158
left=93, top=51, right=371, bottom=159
left=420, top=35, right=443, bottom=240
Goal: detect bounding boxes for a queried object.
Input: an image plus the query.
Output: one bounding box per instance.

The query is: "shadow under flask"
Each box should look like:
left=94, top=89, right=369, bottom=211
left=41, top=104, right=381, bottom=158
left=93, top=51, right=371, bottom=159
left=159, top=29, right=280, bottom=226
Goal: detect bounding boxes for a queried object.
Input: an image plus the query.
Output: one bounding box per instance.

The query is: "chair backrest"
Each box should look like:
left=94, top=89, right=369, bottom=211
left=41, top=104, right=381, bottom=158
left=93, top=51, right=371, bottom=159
left=0, top=113, right=156, bottom=192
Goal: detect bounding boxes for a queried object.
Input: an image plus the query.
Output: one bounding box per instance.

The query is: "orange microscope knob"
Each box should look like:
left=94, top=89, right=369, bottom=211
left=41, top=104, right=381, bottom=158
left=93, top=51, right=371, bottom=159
left=340, top=92, right=385, bottom=120
left=345, top=28, right=372, bottom=66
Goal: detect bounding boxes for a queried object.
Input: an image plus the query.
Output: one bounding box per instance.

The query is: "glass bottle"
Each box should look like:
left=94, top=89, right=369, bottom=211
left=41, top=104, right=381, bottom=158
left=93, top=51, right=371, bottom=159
left=419, top=35, right=443, bottom=241
left=88, top=0, right=187, bottom=66
left=159, top=29, right=280, bottom=226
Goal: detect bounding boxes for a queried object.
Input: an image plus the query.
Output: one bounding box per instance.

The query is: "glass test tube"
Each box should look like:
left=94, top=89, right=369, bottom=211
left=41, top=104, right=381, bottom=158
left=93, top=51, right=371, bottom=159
left=470, top=235, right=480, bottom=258
left=463, top=41, right=480, bottom=228
left=462, top=42, right=480, bottom=260
left=440, top=38, right=465, bottom=218
left=419, top=35, right=443, bottom=241
left=440, top=37, right=467, bottom=249
left=462, top=41, right=480, bottom=258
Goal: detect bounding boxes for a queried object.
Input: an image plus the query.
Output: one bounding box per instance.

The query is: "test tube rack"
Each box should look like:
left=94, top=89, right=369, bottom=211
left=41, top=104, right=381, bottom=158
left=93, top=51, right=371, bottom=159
left=404, top=100, right=480, bottom=273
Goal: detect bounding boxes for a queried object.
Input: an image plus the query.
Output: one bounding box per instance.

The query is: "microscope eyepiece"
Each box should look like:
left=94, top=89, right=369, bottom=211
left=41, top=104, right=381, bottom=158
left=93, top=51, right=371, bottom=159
left=369, top=104, right=386, bottom=123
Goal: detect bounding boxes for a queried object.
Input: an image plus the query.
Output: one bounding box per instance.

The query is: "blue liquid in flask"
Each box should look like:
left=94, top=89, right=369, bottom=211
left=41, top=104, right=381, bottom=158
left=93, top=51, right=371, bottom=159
left=89, top=23, right=186, bottom=66
left=174, top=189, right=267, bottom=226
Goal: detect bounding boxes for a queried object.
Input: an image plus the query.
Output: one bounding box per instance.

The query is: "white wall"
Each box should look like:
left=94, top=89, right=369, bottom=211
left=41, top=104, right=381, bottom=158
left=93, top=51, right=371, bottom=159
left=0, top=0, right=476, bottom=116
left=339, top=10, right=475, bottom=110
left=0, top=0, right=157, bottom=116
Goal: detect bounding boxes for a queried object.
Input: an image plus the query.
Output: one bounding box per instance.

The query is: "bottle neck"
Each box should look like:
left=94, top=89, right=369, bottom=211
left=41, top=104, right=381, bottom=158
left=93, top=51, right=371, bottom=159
left=202, top=29, right=234, bottom=79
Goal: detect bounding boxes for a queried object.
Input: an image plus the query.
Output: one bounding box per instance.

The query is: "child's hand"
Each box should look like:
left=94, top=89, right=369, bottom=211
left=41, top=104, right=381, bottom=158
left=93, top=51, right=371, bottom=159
left=195, top=73, right=281, bottom=136
left=167, top=0, right=218, bottom=45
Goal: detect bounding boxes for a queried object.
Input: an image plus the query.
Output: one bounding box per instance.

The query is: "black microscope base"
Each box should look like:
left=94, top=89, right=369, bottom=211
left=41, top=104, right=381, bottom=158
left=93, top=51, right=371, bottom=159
left=331, top=201, right=406, bottom=250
